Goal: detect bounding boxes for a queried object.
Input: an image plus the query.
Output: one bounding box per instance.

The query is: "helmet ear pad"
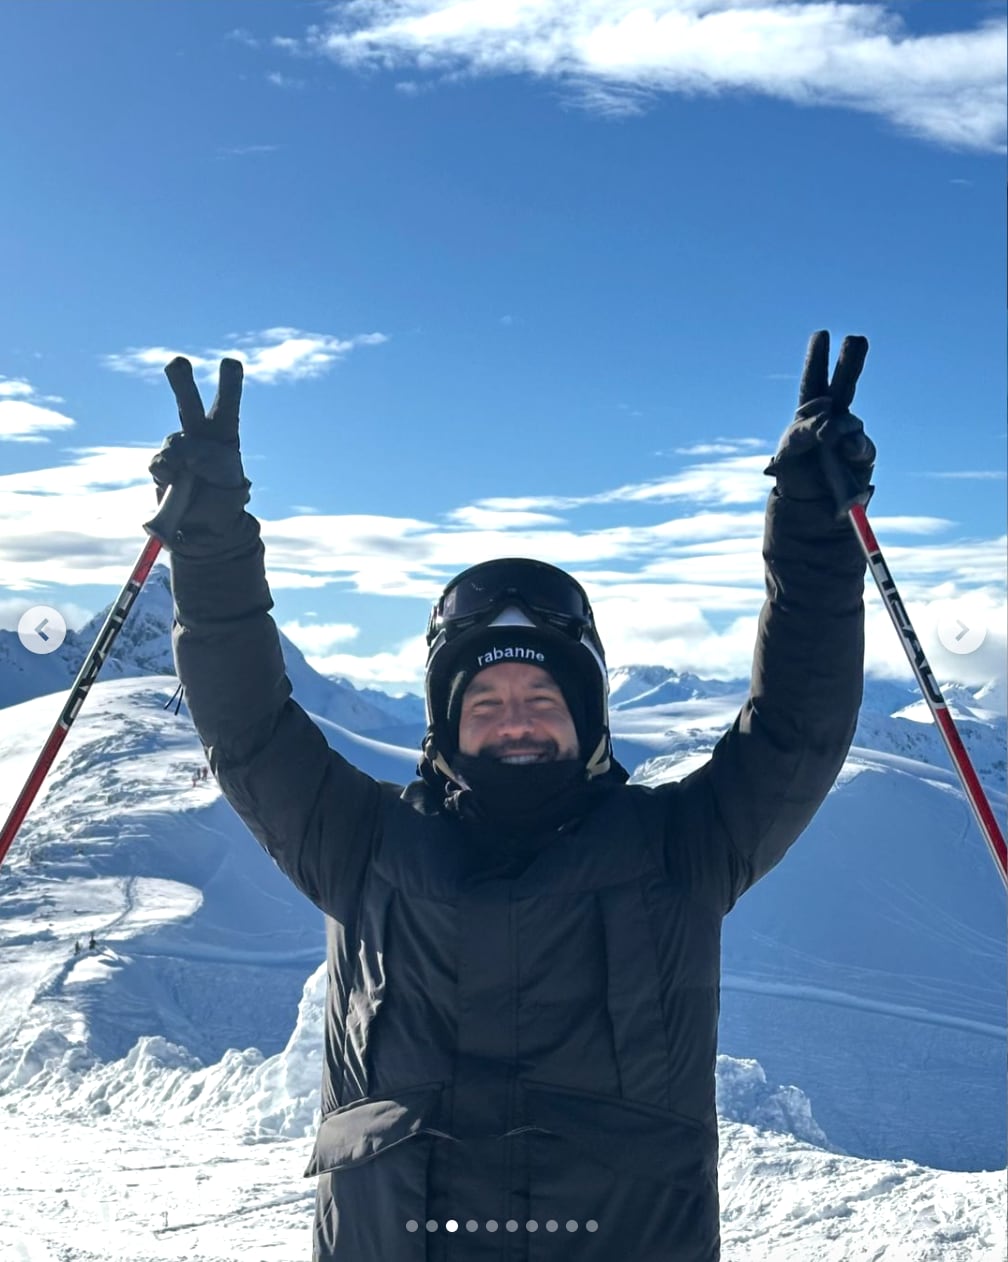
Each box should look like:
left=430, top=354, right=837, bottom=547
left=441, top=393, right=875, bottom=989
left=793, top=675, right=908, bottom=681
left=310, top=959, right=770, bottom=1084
left=426, top=624, right=608, bottom=769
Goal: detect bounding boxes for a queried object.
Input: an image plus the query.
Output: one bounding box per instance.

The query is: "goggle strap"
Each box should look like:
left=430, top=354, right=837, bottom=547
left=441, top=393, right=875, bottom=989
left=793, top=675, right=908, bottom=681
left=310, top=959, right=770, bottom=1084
left=584, top=731, right=612, bottom=780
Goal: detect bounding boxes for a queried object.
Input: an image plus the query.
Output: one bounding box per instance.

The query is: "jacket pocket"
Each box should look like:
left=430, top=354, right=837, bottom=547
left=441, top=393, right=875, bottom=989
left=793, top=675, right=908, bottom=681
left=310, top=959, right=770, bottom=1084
left=305, top=1081, right=450, bottom=1176
left=519, top=1078, right=716, bottom=1187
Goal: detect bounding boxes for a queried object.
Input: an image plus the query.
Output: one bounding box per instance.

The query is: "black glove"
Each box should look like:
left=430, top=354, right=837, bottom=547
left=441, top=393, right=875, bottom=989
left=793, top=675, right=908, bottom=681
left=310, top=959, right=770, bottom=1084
left=149, top=357, right=253, bottom=553
left=765, top=330, right=876, bottom=515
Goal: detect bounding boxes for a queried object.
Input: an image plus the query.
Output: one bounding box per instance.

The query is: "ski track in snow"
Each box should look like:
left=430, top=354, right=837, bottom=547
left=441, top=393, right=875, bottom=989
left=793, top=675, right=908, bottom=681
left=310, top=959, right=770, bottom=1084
left=721, top=975, right=1006, bottom=1040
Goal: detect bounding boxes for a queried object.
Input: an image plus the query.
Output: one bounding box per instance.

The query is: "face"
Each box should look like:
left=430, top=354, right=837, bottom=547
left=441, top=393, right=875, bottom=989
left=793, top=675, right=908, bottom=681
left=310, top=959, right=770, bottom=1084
left=457, top=661, right=580, bottom=763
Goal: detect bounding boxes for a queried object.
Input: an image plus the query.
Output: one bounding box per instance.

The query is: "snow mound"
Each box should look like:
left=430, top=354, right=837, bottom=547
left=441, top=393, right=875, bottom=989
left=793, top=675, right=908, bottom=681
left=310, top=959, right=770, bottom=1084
left=715, top=1054, right=831, bottom=1149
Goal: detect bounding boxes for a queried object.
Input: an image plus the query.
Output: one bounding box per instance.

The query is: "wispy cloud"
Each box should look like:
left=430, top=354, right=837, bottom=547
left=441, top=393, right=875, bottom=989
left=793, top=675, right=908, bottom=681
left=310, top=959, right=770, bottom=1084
left=444, top=506, right=567, bottom=530
left=0, top=378, right=76, bottom=443
left=673, top=438, right=764, bottom=457
left=104, top=327, right=387, bottom=384
left=477, top=454, right=773, bottom=510
left=267, top=71, right=305, bottom=89
left=217, top=143, right=281, bottom=157
left=227, top=27, right=261, bottom=49
left=915, top=470, right=1007, bottom=481
left=289, top=1, right=1006, bottom=153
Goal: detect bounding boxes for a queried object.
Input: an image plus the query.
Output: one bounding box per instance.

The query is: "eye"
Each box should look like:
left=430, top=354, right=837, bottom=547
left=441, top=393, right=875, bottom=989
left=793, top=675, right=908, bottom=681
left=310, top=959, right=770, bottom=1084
left=468, top=697, right=500, bottom=715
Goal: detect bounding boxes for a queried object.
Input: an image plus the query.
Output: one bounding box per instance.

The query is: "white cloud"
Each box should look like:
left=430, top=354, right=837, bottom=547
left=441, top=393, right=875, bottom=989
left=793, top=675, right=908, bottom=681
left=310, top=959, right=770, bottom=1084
left=278, top=619, right=360, bottom=654
left=104, top=327, right=388, bottom=384
left=673, top=438, right=765, bottom=456
left=0, top=379, right=76, bottom=443
left=862, top=588, right=1008, bottom=690
left=0, top=597, right=94, bottom=634
left=299, top=634, right=430, bottom=692
left=293, top=0, right=1007, bottom=152
left=444, top=505, right=567, bottom=529
left=0, top=446, right=158, bottom=589
left=867, top=515, right=954, bottom=536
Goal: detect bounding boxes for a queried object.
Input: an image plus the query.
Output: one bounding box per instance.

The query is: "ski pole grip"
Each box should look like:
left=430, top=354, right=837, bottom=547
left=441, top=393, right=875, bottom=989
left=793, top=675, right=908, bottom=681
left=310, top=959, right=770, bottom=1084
left=819, top=440, right=873, bottom=520
left=143, top=470, right=197, bottom=548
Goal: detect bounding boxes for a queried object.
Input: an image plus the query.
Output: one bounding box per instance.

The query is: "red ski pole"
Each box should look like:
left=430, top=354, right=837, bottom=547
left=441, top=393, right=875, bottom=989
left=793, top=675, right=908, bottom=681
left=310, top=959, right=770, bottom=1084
left=823, top=449, right=1008, bottom=889
left=0, top=473, right=194, bottom=872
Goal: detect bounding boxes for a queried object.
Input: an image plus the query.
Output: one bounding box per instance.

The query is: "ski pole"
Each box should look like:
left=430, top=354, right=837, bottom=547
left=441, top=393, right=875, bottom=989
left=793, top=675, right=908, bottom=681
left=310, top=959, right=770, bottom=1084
left=822, top=448, right=1008, bottom=889
left=0, top=473, right=195, bottom=872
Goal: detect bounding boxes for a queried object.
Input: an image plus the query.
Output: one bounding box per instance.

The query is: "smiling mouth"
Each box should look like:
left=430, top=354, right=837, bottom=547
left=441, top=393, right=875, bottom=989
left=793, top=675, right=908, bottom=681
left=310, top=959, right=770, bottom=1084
left=498, top=752, right=548, bottom=765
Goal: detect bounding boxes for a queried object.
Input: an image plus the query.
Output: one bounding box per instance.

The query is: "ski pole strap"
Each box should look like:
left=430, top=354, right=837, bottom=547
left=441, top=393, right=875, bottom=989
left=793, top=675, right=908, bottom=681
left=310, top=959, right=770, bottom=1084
left=143, top=470, right=197, bottom=549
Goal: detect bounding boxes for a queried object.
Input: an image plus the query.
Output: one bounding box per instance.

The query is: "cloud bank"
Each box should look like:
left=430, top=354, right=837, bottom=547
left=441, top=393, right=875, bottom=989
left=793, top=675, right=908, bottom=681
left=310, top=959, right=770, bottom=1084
left=1, top=440, right=1003, bottom=692
left=0, top=379, right=75, bottom=443
left=287, top=0, right=1007, bottom=152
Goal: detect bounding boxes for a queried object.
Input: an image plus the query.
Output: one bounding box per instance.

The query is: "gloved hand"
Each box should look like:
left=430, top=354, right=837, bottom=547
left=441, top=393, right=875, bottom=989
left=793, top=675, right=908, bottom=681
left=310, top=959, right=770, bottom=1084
left=149, top=357, right=252, bottom=553
left=765, top=330, right=876, bottom=515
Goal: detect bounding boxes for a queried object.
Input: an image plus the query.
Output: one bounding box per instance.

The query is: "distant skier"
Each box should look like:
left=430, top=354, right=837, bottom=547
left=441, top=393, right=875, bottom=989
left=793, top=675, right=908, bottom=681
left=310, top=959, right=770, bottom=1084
left=150, top=334, right=875, bottom=1262
left=88, top=932, right=97, bottom=951
left=201, top=766, right=209, bottom=782
left=73, top=939, right=81, bottom=956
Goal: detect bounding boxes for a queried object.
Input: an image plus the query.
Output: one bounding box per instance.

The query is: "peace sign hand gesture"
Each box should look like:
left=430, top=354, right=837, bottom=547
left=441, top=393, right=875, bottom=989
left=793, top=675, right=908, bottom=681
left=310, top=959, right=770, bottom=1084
left=147, top=358, right=252, bottom=553
left=765, top=330, right=876, bottom=515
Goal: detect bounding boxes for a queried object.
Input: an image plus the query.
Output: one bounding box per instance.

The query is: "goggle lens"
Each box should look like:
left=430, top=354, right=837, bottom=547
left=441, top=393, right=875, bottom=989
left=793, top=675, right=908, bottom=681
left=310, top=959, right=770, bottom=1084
left=427, top=560, right=593, bottom=645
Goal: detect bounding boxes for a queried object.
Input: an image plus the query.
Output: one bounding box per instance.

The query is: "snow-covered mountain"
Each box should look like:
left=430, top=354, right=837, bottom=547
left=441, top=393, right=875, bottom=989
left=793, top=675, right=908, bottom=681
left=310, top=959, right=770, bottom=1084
left=0, top=586, right=1004, bottom=1259
left=609, top=664, right=745, bottom=708
left=0, top=565, right=426, bottom=743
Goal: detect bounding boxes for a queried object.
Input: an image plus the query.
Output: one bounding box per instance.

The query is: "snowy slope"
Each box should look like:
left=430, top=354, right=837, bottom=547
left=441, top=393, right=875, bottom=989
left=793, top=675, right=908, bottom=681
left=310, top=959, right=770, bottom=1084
left=626, top=674, right=1007, bottom=1171
left=0, top=625, right=1005, bottom=1256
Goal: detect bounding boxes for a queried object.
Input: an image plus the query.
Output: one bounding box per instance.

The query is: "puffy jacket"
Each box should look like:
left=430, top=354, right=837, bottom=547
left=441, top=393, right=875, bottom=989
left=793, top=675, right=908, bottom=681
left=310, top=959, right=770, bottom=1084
left=169, top=489, right=866, bottom=1260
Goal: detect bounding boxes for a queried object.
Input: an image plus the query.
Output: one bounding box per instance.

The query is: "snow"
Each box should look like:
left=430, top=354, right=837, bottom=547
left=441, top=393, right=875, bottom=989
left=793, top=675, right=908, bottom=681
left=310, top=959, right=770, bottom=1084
left=0, top=596, right=1004, bottom=1259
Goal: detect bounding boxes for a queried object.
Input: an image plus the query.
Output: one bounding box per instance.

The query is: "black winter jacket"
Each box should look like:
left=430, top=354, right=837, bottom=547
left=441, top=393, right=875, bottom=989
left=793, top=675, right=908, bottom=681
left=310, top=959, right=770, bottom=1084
left=169, top=489, right=866, bottom=1261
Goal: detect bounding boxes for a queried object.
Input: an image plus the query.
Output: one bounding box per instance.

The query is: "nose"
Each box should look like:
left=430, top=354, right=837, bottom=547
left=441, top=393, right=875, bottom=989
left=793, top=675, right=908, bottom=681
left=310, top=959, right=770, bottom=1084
left=493, top=700, right=538, bottom=738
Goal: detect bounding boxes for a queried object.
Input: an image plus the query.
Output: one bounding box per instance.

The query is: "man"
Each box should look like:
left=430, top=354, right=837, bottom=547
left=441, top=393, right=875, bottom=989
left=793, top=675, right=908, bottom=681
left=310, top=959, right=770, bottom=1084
left=150, top=331, right=874, bottom=1261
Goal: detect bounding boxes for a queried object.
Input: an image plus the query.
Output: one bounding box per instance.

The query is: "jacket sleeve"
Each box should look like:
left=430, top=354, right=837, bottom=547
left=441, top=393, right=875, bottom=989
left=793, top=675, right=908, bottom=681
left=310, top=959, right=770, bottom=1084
left=168, top=516, right=382, bottom=918
left=658, top=489, right=866, bottom=911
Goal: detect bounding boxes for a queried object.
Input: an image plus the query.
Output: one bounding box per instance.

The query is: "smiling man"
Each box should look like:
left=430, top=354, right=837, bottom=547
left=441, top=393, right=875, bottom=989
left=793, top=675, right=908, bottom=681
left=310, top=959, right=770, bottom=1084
left=151, top=331, right=875, bottom=1261
left=457, top=660, right=580, bottom=764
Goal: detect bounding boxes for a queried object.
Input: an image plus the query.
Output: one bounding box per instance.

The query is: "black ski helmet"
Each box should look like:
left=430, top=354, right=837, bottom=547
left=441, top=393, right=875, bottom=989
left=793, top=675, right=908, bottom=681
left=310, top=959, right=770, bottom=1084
left=422, top=558, right=613, bottom=779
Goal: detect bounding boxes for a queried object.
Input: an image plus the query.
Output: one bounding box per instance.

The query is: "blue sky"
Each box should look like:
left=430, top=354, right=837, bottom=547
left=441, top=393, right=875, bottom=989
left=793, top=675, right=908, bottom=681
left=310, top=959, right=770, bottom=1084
left=1, top=0, right=1005, bottom=694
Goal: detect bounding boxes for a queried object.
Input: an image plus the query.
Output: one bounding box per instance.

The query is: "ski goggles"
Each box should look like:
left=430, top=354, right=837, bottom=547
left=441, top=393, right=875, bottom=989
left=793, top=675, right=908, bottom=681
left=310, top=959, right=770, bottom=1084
left=426, top=558, right=599, bottom=648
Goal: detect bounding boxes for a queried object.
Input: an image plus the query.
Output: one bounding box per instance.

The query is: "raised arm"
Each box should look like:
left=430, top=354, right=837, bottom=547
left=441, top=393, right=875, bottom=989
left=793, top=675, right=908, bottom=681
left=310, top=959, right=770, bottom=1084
left=663, top=331, right=875, bottom=910
left=149, top=358, right=381, bottom=915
